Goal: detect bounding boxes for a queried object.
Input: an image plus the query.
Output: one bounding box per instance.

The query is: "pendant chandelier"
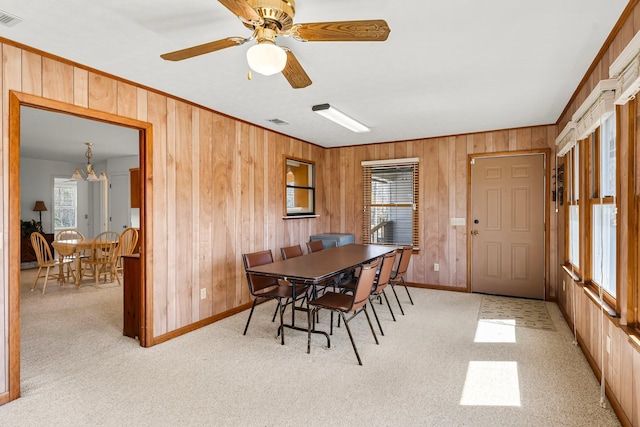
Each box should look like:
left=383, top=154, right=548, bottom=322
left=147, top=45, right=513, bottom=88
left=71, top=142, right=107, bottom=182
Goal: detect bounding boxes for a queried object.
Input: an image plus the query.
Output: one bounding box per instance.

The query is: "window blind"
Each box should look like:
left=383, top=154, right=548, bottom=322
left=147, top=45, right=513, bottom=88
left=362, top=158, right=419, bottom=248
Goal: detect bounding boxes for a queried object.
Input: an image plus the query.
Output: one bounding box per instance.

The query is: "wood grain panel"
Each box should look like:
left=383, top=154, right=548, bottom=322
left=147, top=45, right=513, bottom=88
left=211, top=112, right=229, bottom=315
left=147, top=91, right=168, bottom=336
left=423, top=139, right=439, bottom=284
left=21, top=51, right=41, bottom=96
left=492, top=130, right=509, bottom=152
left=163, top=98, right=177, bottom=331
left=42, top=58, right=73, bottom=104
left=198, top=110, right=213, bottom=319
left=2, top=42, right=20, bottom=400
left=174, top=101, right=193, bottom=326
left=88, top=72, right=117, bottom=114
left=117, top=81, right=137, bottom=119
left=73, top=67, right=88, bottom=107
left=455, top=136, right=468, bottom=288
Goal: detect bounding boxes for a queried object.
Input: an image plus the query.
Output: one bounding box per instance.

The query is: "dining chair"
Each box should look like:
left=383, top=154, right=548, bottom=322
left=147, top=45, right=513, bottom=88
left=242, top=250, right=308, bottom=345
left=306, top=240, right=324, bottom=253
left=389, top=246, right=414, bottom=315
left=280, top=244, right=303, bottom=260
left=81, top=231, right=121, bottom=287
left=31, top=232, right=71, bottom=294
left=307, top=258, right=380, bottom=365
left=116, top=227, right=139, bottom=279
left=340, top=251, right=397, bottom=335
left=54, top=229, right=85, bottom=282
left=55, top=228, right=85, bottom=241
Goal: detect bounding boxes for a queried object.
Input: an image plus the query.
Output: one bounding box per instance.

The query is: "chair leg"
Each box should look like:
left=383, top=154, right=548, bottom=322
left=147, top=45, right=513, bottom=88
left=390, top=283, right=405, bottom=315
left=42, top=266, right=51, bottom=294
left=341, top=312, right=362, bottom=366
left=273, top=299, right=285, bottom=322
left=382, top=289, right=396, bottom=321
left=278, top=298, right=285, bottom=345
left=307, top=306, right=312, bottom=354
left=31, top=266, right=43, bottom=292
left=402, top=278, right=414, bottom=305
left=243, top=299, right=259, bottom=335
left=369, top=297, right=384, bottom=336
left=363, top=305, right=379, bottom=345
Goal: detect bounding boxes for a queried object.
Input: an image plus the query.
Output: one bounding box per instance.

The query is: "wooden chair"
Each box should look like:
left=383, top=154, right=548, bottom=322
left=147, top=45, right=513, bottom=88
left=242, top=250, right=308, bottom=345
left=306, top=240, right=324, bottom=253
left=307, top=258, right=380, bottom=365
left=389, top=246, right=414, bottom=315
left=31, top=232, right=71, bottom=294
left=81, top=231, right=121, bottom=287
left=116, top=227, right=139, bottom=278
left=55, top=228, right=84, bottom=241
left=54, top=228, right=85, bottom=283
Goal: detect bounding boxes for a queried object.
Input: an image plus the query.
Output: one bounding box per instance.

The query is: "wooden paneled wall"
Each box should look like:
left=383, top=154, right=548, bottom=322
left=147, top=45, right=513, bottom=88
left=0, top=39, right=330, bottom=401
left=554, top=2, right=640, bottom=425
left=323, top=127, right=557, bottom=293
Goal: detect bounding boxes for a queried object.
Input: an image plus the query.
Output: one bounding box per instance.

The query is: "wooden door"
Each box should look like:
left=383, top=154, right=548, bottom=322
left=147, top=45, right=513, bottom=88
left=109, top=173, right=130, bottom=232
left=470, top=155, right=545, bottom=299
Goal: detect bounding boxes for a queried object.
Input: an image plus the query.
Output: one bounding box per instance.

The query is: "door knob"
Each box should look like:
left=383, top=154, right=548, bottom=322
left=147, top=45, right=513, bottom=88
left=471, top=230, right=479, bottom=235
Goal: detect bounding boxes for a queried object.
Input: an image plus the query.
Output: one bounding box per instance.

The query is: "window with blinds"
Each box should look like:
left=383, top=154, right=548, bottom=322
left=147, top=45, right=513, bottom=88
left=362, top=158, right=419, bottom=248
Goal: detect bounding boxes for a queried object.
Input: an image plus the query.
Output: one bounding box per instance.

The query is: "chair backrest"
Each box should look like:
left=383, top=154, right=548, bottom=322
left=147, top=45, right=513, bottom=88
left=306, top=240, right=324, bottom=253
left=242, top=250, right=279, bottom=295
left=92, top=231, right=120, bottom=262
left=392, top=246, right=413, bottom=281
left=280, top=244, right=303, bottom=260
left=350, top=258, right=380, bottom=312
left=374, top=251, right=396, bottom=292
left=119, top=228, right=139, bottom=256
left=30, top=232, right=54, bottom=265
left=55, top=228, right=84, bottom=241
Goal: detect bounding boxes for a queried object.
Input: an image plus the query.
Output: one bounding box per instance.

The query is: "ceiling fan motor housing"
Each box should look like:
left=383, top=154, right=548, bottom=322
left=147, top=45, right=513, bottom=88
left=245, top=0, right=295, bottom=31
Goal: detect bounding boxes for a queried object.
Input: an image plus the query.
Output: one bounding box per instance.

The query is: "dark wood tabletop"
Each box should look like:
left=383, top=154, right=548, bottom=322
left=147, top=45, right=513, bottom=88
left=245, top=243, right=395, bottom=283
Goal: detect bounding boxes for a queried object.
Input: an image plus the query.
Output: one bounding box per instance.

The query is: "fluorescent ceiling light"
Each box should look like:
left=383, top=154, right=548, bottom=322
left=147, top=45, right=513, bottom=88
left=312, top=104, right=370, bottom=133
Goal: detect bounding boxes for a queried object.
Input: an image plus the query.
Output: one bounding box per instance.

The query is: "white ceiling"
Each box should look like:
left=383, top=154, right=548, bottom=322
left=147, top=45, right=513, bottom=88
left=3, top=0, right=631, bottom=158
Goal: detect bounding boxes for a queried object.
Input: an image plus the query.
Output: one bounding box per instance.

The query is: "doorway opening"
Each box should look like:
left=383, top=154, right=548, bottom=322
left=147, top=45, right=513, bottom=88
left=8, top=91, right=153, bottom=402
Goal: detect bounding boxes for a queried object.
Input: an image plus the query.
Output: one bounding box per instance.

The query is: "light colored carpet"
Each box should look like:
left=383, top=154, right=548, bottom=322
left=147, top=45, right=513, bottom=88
left=0, top=269, right=621, bottom=426
left=479, top=294, right=556, bottom=331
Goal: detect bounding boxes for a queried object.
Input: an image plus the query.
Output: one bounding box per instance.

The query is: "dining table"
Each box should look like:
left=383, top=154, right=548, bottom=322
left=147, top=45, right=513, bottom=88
left=245, top=243, right=396, bottom=344
left=51, top=238, right=117, bottom=286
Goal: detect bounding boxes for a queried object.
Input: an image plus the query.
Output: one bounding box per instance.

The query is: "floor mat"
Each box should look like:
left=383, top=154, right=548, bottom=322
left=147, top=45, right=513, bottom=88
left=478, top=294, right=555, bottom=331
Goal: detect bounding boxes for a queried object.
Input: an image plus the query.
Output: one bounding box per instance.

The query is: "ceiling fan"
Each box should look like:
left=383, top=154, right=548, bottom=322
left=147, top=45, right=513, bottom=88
left=160, top=0, right=391, bottom=89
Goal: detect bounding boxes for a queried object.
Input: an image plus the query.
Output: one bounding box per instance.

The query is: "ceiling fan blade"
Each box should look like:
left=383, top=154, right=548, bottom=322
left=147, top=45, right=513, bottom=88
left=281, top=50, right=312, bottom=89
left=218, top=0, right=262, bottom=24
left=291, top=19, right=390, bottom=42
left=161, top=37, right=245, bottom=61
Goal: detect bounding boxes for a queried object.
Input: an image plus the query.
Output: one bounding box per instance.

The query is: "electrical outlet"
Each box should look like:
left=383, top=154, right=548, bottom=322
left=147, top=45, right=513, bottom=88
left=434, top=263, right=439, bottom=272
left=606, top=335, right=611, bottom=354
left=200, top=288, right=206, bottom=300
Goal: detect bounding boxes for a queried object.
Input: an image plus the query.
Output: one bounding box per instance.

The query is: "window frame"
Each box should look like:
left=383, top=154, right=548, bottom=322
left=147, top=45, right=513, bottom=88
left=585, top=110, right=618, bottom=308
left=284, top=156, right=316, bottom=217
left=362, top=158, right=419, bottom=249
left=53, top=177, right=78, bottom=233
left=565, top=141, right=582, bottom=276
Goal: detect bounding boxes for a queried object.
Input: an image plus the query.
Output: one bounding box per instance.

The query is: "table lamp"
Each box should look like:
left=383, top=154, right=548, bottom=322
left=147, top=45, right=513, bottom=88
left=33, top=200, right=47, bottom=224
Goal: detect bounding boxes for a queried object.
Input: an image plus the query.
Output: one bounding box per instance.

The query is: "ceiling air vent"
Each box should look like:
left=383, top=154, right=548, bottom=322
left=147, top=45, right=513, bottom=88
left=266, top=118, right=289, bottom=125
left=0, top=10, right=22, bottom=27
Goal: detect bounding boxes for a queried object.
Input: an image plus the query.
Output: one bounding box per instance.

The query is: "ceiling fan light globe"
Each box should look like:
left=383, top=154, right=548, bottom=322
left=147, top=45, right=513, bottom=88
left=246, top=43, right=286, bottom=76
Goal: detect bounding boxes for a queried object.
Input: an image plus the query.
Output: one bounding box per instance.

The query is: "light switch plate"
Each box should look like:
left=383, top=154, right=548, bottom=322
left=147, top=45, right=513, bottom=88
left=450, top=218, right=466, bottom=226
